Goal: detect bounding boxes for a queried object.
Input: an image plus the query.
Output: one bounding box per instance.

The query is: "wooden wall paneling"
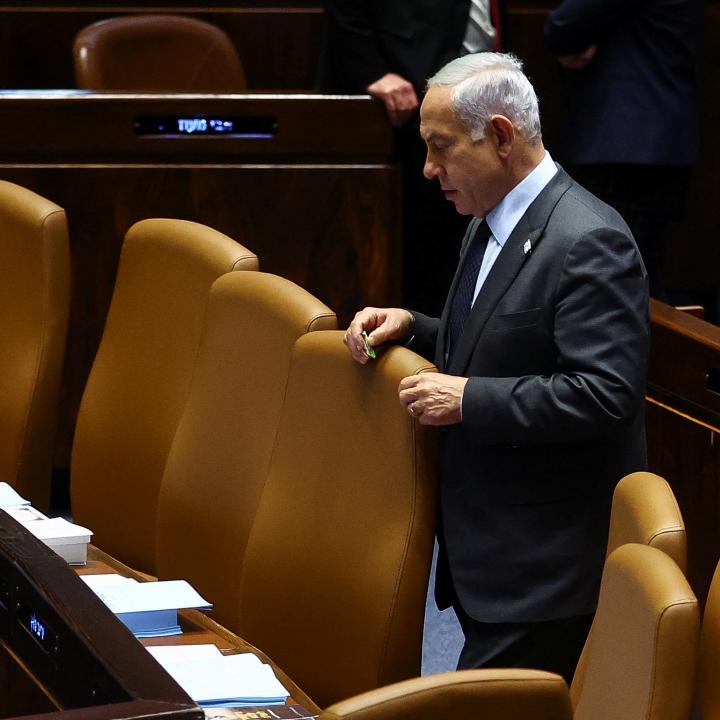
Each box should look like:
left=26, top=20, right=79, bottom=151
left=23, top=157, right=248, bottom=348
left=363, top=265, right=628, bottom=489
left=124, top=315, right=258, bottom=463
left=0, top=162, right=400, bottom=466
left=647, top=299, right=720, bottom=604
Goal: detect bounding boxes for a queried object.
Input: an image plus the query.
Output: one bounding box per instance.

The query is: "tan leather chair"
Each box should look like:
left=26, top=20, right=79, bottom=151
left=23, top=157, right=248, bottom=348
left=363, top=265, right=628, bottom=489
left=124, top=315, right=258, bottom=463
left=74, top=15, right=247, bottom=91
left=571, top=470, right=687, bottom=702
left=605, top=471, right=686, bottom=570
left=319, top=544, right=698, bottom=720
left=237, top=331, right=438, bottom=707
left=320, top=669, right=571, bottom=720
left=0, top=181, right=69, bottom=511
left=70, top=219, right=257, bottom=573
left=698, top=559, right=720, bottom=720
left=155, top=272, right=336, bottom=626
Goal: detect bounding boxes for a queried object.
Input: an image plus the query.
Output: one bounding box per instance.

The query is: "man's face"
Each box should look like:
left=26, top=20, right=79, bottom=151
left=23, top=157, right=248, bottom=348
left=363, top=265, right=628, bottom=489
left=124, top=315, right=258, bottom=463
left=420, top=86, right=505, bottom=218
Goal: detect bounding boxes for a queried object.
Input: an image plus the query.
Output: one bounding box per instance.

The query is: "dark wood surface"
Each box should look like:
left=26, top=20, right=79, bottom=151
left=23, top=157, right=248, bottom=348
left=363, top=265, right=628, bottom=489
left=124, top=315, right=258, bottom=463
left=1, top=1, right=718, bottom=295
left=0, top=93, right=400, bottom=467
left=0, top=510, right=203, bottom=720
left=81, top=547, right=320, bottom=714
left=647, top=299, right=720, bottom=606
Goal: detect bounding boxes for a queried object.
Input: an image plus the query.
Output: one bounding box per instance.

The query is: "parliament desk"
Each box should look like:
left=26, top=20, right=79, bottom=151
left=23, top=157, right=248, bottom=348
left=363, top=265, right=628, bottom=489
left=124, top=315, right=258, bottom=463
left=0, top=91, right=400, bottom=467
left=0, top=510, right=318, bottom=720
left=647, top=299, right=720, bottom=608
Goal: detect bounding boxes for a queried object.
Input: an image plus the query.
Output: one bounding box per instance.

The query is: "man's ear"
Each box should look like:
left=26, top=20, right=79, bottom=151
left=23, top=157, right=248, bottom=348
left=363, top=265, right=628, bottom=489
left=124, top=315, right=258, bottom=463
left=488, top=115, right=515, bottom=157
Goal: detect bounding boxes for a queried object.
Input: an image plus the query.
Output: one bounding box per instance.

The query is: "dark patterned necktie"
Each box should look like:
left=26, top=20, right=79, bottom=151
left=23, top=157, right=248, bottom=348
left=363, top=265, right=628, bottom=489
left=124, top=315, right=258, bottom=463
left=447, top=219, right=492, bottom=361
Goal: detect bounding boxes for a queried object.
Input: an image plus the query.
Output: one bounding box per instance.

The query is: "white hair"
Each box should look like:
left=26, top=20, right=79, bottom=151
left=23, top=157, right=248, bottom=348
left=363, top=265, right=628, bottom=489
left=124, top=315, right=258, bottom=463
left=427, top=53, right=542, bottom=143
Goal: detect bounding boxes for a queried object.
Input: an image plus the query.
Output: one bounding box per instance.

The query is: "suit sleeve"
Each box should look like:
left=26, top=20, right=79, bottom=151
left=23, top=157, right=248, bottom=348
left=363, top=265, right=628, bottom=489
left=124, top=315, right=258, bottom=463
left=460, top=227, right=649, bottom=445
left=544, top=0, right=641, bottom=54
left=407, top=311, right=440, bottom=362
left=322, top=0, right=390, bottom=90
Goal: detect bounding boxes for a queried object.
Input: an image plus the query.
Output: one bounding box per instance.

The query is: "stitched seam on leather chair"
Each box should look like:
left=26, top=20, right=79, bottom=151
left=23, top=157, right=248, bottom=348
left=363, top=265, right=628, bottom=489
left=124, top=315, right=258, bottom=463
left=305, top=313, right=336, bottom=333
left=646, top=599, right=697, bottom=718
left=18, top=209, right=65, bottom=471
left=376, top=403, right=420, bottom=687
left=231, top=254, right=258, bottom=270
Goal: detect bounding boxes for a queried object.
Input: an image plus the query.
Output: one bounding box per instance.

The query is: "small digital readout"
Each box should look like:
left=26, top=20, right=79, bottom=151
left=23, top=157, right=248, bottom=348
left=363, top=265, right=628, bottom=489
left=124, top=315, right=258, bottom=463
left=18, top=605, right=58, bottom=655
left=134, top=115, right=277, bottom=138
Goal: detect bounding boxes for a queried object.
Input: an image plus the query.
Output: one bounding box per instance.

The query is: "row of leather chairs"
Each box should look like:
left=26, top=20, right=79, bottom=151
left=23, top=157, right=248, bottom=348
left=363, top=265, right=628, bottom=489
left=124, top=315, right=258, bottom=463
left=319, top=472, right=719, bottom=720
left=0, top=178, right=713, bottom=717
left=0, top=179, right=437, bottom=706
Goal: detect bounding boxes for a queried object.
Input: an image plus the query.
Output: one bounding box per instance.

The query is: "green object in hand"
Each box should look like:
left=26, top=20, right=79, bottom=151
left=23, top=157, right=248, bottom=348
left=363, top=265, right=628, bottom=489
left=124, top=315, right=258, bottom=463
left=362, top=331, right=376, bottom=359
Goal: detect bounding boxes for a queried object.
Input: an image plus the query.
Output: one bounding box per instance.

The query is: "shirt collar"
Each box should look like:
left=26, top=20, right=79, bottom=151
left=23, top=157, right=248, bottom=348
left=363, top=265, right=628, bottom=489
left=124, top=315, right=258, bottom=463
left=484, top=151, right=557, bottom=247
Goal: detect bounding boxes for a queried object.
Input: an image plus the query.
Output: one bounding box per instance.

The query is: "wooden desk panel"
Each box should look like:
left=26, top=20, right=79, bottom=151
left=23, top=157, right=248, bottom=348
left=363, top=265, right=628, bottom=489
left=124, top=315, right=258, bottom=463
left=0, top=511, right=203, bottom=720
left=647, top=299, right=720, bottom=606
left=0, top=93, right=400, bottom=467
left=81, top=547, right=319, bottom=714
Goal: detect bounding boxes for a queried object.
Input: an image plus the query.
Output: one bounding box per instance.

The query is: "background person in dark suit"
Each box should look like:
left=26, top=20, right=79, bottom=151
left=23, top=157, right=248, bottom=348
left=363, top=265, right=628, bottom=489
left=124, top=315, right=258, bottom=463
left=345, top=53, right=649, bottom=682
left=544, top=0, right=701, bottom=301
left=318, top=0, right=503, bottom=316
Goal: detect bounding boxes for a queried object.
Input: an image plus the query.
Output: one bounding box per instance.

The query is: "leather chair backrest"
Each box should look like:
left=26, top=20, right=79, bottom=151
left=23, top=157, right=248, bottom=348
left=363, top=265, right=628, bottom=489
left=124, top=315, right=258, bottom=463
left=237, top=331, right=438, bottom=707
left=573, top=544, right=698, bottom=720
left=699, top=559, right=720, bottom=720
left=571, top=470, right=687, bottom=706
left=155, top=272, right=336, bottom=625
left=606, top=471, right=686, bottom=570
left=71, top=219, right=257, bottom=573
left=74, top=14, right=247, bottom=91
left=320, top=669, right=572, bottom=720
left=0, top=181, right=69, bottom=510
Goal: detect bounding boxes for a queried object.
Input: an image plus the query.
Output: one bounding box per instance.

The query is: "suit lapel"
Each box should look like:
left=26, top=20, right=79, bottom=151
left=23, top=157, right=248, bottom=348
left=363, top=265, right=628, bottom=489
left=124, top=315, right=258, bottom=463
left=443, top=167, right=574, bottom=375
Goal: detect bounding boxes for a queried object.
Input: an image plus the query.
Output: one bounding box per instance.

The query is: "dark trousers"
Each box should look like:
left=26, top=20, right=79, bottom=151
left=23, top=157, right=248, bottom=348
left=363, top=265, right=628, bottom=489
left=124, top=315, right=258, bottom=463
left=454, top=603, right=594, bottom=685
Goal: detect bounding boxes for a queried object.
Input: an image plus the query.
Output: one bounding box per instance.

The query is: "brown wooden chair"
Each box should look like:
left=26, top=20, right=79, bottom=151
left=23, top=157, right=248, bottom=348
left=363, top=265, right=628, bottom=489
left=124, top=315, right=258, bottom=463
left=74, top=14, right=246, bottom=91
left=156, top=272, right=336, bottom=626
left=236, top=331, right=438, bottom=707
left=0, top=181, right=70, bottom=511
left=319, top=544, right=699, bottom=720
left=70, top=219, right=256, bottom=574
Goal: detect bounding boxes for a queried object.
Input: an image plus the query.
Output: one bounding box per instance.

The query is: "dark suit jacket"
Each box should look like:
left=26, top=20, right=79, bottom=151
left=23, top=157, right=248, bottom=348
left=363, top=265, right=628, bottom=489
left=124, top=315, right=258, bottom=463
left=544, top=0, right=700, bottom=166
left=410, top=167, right=649, bottom=623
left=317, top=0, right=471, bottom=96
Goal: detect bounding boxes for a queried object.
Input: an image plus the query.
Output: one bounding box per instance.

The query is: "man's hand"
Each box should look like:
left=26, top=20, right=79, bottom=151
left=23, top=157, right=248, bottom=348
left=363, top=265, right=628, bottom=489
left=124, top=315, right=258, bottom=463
left=366, top=73, right=419, bottom=127
left=558, top=44, right=597, bottom=70
left=399, top=373, right=468, bottom=426
left=345, top=307, right=414, bottom=364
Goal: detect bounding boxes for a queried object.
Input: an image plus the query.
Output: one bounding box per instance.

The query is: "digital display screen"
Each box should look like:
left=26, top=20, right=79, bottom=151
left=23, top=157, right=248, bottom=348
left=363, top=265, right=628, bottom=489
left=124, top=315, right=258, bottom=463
left=134, top=115, right=277, bottom=138
left=18, top=604, right=58, bottom=655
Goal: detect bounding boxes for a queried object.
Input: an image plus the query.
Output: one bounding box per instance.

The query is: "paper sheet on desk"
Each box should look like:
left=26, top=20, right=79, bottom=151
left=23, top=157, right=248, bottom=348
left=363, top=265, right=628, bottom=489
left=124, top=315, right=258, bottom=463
left=85, top=578, right=210, bottom=637
left=155, top=652, right=290, bottom=706
left=88, top=579, right=211, bottom=614
left=0, top=482, right=30, bottom=508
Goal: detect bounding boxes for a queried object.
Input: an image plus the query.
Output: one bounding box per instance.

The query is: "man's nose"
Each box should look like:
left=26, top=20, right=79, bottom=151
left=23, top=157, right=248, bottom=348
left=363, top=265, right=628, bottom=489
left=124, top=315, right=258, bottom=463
left=423, top=159, right=443, bottom=180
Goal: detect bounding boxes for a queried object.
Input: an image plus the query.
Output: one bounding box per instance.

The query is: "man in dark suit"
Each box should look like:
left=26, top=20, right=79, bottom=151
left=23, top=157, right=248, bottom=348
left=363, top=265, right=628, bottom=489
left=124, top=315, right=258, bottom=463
left=318, top=0, right=503, bottom=316
left=345, top=53, right=649, bottom=682
left=544, top=0, right=700, bottom=300
left=318, top=0, right=472, bottom=126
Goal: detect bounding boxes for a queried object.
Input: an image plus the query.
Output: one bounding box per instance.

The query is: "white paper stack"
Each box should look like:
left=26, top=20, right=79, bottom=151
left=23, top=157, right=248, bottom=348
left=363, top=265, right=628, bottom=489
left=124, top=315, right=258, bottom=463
left=0, top=482, right=30, bottom=508
left=83, top=577, right=211, bottom=637
left=146, top=644, right=289, bottom=707
left=3, top=502, right=92, bottom=565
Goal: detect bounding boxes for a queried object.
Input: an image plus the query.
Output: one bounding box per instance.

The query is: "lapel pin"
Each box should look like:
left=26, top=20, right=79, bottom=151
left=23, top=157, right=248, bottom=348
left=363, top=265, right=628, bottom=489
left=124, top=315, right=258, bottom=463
left=523, top=239, right=532, bottom=255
